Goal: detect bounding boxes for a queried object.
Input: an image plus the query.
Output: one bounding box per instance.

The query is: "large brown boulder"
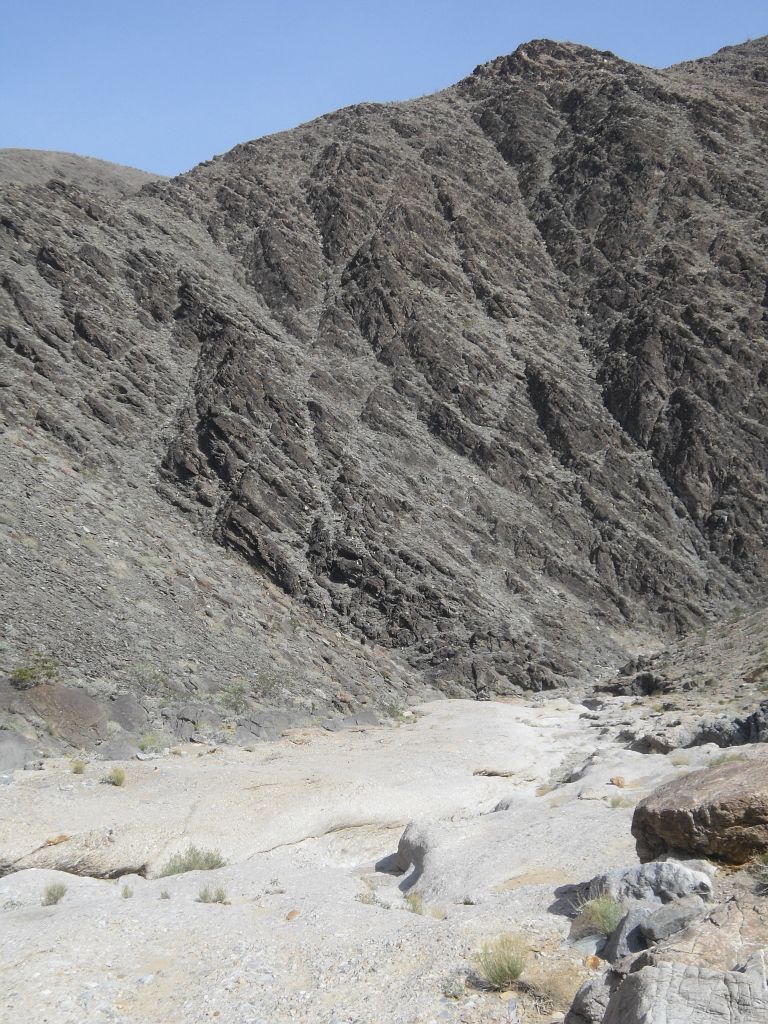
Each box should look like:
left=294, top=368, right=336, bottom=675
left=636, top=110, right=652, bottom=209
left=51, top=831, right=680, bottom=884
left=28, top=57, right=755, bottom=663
left=632, top=758, right=768, bottom=863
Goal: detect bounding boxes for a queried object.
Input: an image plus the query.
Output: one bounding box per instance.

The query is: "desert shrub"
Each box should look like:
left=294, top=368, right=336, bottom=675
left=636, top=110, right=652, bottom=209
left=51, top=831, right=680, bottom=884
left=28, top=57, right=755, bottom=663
left=519, top=963, right=583, bottom=1013
left=121, top=884, right=133, bottom=899
left=157, top=845, right=226, bottom=877
left=219, top=681, right=249, bottom=714
left=159, top=890, right=171, bottom=900
left=10, top=654, right=58, bottom=690
left=442, top=969, right=466, bottom=999
left=750, top=852, right=768, bottom=894
left=102, top=767, right=126, bottom=787
left=70, top=759, right=86, bottom=775
left=197, top=885, right=227, bottom=904
left=138, top=731, right=166, bottom=753
left=42, top=883, right=67, bottom=906
left=356, top=890, right=380, bottom=906
left=577, top=893, right=625, bottom=935
left=475, top=933, right=528, bottom=990
left=404, top=892, right=424, bottom=914
left=131, top=662, right=169, bottom=694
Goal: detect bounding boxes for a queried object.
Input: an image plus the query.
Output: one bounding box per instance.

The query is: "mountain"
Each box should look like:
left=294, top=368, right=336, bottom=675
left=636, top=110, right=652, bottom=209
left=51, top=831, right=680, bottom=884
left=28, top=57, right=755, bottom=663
left=0, top=149, right=161, bottom=196
left=1, top=38, right=767, bottom=745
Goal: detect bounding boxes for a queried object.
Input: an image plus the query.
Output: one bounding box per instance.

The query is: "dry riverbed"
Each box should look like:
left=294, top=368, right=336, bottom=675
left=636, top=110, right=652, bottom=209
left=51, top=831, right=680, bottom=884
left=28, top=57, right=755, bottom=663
left=0, top=697, right=749, bottom=1024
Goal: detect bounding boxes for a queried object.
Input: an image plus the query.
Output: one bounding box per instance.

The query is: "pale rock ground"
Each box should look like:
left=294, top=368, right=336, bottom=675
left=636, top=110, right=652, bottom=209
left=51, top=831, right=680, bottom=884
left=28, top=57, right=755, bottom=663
left=0, top=698, right=759, bottom=1024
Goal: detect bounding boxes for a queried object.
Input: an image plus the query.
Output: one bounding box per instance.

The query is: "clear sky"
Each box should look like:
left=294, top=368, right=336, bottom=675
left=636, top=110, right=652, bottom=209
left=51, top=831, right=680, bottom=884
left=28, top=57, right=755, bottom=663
left=2, top=1, right=765, bottom=176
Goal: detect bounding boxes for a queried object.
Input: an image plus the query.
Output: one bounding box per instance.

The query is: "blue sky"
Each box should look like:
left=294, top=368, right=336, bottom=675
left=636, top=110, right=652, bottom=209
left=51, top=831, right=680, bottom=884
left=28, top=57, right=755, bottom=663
left=2, top=1, right=765, bottom=176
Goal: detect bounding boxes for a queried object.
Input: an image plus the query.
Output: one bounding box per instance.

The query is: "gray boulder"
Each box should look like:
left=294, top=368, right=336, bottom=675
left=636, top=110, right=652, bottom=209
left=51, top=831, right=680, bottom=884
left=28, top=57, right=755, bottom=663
left=602, top=902, right=655, bottom=963
left=590, top=859, right=713, bottom=904
left=565, top=971, right=622, bottom=1024
left=640, top=894, right=708, bottom=943
left=602, top=952, right=768, bottom=1024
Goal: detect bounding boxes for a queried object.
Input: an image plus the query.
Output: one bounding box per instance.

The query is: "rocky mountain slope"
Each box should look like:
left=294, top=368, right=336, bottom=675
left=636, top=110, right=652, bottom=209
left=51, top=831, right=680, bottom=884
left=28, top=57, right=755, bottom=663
left=1, top=38, right=767, bottom=737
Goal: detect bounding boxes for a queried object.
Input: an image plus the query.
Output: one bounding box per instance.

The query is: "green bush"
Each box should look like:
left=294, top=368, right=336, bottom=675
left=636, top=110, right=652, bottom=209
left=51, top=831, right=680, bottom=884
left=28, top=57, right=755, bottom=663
left=42, top=883, right=67, bottom=906
left=138, top=731, right=166, bottom=753
left=157, top=845, right=226, bottom=877
left=219, top=681, right=249, bottom=714
left=10, top=654, right=58, bottom=690
left=102, top=767, right=126, bottom=787
left=750, top=852, right=768, bottom=894
left=578, top=893, right=625, bottom=935
left=404, top=892, right=424, bottom=914
left=475, top=933, right=528, bottom=990
left=197, top=885, right=227, bottom=904
left=70, top=759, right=86, bottom=775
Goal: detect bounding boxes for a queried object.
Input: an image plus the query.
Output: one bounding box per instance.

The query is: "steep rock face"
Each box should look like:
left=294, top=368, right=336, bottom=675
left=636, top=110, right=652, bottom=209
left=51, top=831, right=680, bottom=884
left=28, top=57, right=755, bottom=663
left=1, top=38, right=767, bottom=696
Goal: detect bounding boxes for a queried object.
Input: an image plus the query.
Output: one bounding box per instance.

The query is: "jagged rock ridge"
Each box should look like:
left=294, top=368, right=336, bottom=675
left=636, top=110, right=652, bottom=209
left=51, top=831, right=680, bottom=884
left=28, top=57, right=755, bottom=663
left=1, top=37, right=767, bottom=700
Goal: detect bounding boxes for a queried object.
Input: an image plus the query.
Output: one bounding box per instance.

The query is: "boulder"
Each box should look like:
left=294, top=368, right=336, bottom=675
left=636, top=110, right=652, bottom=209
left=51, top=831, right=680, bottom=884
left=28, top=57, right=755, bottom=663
left=589, top=860, right=713, bottom=903
left=632, top=758, right=768, bottom=863
left=640, top=894, right=707, bottom=943
left=601, top=952, right=768, bottom=1024
left=602, top=902, right=654, bottom=962
left=565, top=971, right=622, bottom=1024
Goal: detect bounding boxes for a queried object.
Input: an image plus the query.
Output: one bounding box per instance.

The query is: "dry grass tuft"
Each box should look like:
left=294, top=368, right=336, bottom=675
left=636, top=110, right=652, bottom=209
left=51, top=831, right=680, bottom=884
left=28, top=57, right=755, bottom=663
left=475, top=933, right=528, bottom=990
left=197, top=885, right=227, bottom=904
left=575, top=892, right=625, bottom=935
left=42, top=883, right=67, bottom=906
left=102, top=767, right=126, bottom=787
left=157, top=845, right=226, bottom=877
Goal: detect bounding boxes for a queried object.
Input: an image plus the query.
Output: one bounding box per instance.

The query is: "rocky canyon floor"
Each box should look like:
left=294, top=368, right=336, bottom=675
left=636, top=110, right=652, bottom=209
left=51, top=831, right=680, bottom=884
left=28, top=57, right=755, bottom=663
left=2, top=696, right=766, bottom=1024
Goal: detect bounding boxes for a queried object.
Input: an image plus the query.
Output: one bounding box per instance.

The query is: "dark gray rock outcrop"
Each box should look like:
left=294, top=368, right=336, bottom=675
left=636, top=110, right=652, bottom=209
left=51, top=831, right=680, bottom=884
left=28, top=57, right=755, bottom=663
left=2, top=37, right=768, bottom=710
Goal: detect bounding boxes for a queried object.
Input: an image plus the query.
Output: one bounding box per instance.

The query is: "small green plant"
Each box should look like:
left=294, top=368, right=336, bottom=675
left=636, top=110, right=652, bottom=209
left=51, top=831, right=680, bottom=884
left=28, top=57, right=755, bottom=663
left=138, top=731, right=166, bottom=754
left=157, top=845, right=226, bottom=877
left=197, top=885, right=227, bottom=904
left=254, top=671, right=281, bottom=698
left=42, top=882, right=67, bottom=906
left=442, top=969, right=466, bottom=999
left=749, top=852, right=768, bottom=894
left=404, top=892, right=425, bottom=915
left=121, top=884, right=133, bottom=899
left=577, top=893, right=625, bottom=935
left=70, top=759, right=86, bottom=775
left=356, top=890, right=380, bottom=906
left=133, top=664, right=168, bottom=694
left=10, top=653, right=58, bottom=690
left=475, top=933, right=528, bottom=991
left=219, top=681, right=249, bottom=714
left=159, top=889, right=171, bottom=900
left=102, top=767, right=126, bottom=787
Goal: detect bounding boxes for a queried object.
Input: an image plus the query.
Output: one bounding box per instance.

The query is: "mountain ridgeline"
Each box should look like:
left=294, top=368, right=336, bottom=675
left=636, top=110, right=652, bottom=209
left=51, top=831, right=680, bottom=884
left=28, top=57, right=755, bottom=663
left=1, top=38, right=767, bottom=712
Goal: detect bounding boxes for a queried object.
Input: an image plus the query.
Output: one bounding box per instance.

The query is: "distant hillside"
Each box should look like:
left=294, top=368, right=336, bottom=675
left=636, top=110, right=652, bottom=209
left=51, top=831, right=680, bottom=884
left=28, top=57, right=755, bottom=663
left=1, top=38, right=766, bottom=744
